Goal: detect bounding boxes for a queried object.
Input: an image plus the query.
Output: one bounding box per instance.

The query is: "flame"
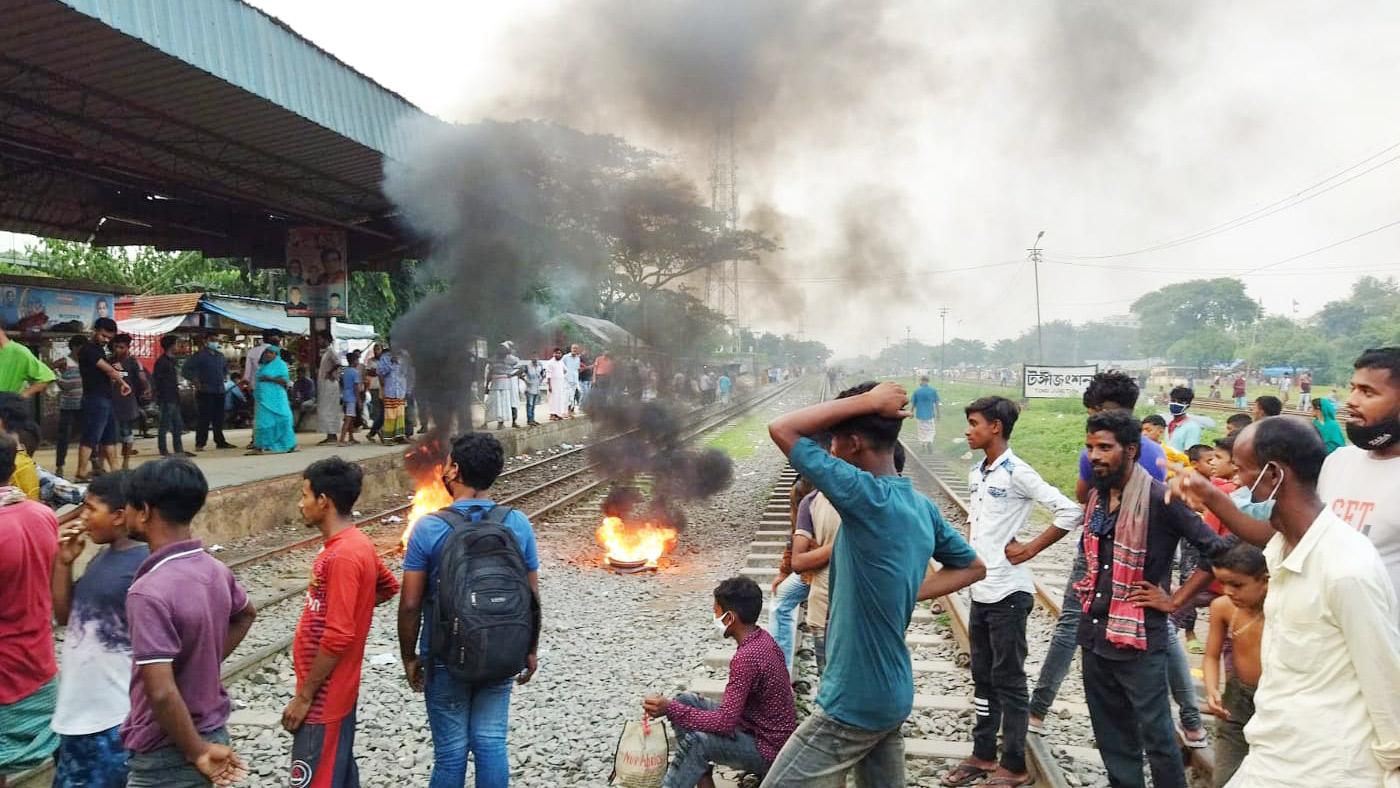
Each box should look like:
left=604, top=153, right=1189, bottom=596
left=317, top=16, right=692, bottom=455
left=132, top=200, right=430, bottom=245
left=596, top=515, right=678, bottom=566
left=402, top=467, right=454, bottom=548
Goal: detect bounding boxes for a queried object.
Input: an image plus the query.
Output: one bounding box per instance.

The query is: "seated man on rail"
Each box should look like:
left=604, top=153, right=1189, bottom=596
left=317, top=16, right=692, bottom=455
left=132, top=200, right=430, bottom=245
left=643, top=577, right=797, bottom=787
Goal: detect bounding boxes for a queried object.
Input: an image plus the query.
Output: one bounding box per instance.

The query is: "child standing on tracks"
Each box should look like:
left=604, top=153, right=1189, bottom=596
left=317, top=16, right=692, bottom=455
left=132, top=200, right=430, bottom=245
left=50, top=472, right=148, bottom=788
left=1201, top=541, right=1267, bottom=788
left=764, top=381, right=986, bottom=787
left=121, top=458, right=257, bottom=787
left=281, top=458, right=400, bottom=787
left=941, top=397, right=1080, bottom=788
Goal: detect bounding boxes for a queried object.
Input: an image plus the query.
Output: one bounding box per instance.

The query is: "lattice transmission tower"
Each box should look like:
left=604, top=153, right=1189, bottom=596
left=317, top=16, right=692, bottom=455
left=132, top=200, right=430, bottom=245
left=705, top=116, right=740, bottom=327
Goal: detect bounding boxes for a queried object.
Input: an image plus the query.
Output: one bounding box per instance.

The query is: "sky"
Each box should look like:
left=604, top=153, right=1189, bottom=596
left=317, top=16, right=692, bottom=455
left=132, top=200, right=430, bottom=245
left=15, top=1, right=1400, bottom=358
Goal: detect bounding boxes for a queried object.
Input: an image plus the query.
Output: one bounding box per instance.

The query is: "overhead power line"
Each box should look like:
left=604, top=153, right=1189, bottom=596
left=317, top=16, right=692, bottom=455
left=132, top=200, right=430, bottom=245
left=1065, top=135, right=1400, bottom=260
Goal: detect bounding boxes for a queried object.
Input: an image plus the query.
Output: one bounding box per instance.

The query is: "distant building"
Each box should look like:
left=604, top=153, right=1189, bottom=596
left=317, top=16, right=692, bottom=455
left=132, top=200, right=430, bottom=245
left=1100, top=313, right=1140, bottom=329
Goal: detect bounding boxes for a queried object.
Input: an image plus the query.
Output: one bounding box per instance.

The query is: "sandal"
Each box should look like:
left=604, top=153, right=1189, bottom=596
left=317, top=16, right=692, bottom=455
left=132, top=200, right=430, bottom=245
left=1187, top=639, right=1205, bottom=655
left=1178, top=724, right=1209, bottom=749
left=930, top=601, right=946, bottom=615
left=940, top=762, right=990, bottom=787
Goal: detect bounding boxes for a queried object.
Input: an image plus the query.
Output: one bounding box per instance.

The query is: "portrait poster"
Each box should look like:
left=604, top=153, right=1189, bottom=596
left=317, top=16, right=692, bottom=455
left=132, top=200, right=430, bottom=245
left=0, top=285, right=115, bottom=331
left=285, top=227, right=347, bottom=317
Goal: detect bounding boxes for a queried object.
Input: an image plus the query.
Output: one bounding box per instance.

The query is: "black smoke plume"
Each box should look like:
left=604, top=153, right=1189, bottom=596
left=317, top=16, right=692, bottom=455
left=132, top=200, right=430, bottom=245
left=588, top=396, right=733, bottom=530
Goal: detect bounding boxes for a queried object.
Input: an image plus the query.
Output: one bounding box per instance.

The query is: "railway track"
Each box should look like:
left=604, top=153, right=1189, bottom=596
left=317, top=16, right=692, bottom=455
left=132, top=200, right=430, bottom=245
left=900, top=439, right=1216, bottom=788
left=14, top=379, right=808, bottom=788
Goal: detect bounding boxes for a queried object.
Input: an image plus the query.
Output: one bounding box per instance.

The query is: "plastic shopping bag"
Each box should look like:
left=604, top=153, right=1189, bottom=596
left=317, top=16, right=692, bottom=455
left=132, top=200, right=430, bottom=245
left=610, top=714, right=670, bottom=787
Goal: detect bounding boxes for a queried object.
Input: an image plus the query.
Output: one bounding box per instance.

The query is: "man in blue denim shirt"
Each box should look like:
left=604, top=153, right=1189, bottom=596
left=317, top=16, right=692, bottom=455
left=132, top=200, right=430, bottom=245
left=398, top=432, right=539, bottom=788
left=764, top=381, right=986, bottom=787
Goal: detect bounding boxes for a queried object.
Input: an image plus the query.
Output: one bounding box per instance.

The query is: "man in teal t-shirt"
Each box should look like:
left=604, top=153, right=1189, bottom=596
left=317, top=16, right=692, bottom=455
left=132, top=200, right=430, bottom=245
left=910, top=376, right=941, bottom=452
left=764, top=380, right=986, bottom=786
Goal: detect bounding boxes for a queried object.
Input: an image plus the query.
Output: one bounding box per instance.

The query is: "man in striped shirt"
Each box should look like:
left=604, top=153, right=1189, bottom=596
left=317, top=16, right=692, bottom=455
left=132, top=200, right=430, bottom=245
left=282, top=458, right=399, bottom=788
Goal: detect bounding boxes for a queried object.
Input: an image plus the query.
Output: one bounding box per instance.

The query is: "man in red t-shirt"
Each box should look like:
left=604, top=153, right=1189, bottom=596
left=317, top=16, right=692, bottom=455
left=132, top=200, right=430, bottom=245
left=0, top=434, right=60, bottom=783
left=282, top=458, right=399, bottom=787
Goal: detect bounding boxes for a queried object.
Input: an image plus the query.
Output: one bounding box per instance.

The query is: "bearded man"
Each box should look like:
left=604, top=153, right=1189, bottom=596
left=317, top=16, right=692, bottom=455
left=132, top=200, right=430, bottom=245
left=1075, top=410, right=1229, bottom=788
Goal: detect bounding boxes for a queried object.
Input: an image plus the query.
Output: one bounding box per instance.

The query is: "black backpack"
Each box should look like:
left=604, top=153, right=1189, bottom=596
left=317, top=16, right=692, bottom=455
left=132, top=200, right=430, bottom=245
left=427, top=504, right=540, bottom=684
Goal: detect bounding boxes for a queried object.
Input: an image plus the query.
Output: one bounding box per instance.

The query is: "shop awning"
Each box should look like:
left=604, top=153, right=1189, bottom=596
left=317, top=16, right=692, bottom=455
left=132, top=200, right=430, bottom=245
left=118, top=315, right=187, bottom=335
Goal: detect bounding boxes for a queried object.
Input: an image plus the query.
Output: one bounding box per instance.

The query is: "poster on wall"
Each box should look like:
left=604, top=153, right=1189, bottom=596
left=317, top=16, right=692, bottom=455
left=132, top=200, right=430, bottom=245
left=0, top=285, right=115, bottom=332
left=285, top=226, right=347, bottom=317
left=1023, top=364, right=1099, bottom=398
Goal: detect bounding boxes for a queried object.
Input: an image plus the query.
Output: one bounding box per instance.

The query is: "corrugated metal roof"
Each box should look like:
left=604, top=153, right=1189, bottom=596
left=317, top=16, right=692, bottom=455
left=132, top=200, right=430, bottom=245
left=54, top=0, right=434, bottom=161
left=122, top=293, right=205, bottom=319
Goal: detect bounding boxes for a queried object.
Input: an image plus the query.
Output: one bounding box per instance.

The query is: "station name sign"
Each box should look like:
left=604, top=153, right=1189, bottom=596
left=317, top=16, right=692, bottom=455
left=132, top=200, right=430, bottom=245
left=1023, top=364, right=1098, bottom=398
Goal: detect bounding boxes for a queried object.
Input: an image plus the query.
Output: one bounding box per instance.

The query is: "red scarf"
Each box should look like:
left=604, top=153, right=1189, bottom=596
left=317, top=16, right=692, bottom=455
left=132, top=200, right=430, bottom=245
left=1074, top=464, right=1152, bottom=650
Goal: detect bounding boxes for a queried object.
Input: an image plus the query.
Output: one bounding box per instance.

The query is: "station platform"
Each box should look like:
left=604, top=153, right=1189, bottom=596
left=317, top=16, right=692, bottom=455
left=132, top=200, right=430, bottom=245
left=35, top=414, right=597, bottom=545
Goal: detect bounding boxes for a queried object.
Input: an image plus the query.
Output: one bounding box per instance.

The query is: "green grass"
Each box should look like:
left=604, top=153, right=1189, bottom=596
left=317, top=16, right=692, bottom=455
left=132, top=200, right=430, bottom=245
left=704, top=411, right=773, bottom=460
left=900, top=378, right=1226, bottom=497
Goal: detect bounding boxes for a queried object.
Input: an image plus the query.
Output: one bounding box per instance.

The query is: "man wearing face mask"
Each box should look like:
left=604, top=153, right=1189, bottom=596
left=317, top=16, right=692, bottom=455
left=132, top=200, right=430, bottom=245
left=1171, top=418, right=1400, bottom=787
left=181, top=335, right=233, bottom=452
left=1163, top=386, right=1204, bottom=454
left=642, top=577, right=797, bottom=788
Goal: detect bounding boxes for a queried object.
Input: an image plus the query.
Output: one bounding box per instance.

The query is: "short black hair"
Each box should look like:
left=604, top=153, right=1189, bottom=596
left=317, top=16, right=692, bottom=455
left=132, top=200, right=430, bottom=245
left=1082, top=371, right=1140, bottom=411
left=1211, top=539, right=1268, bottom=578
left=1354, top=347, right=1400, bottom=386
left=1214, top=435, right=1236, bottom=453
left=714, top=576, right=763, bottom=624
left=829, top=381, right=901, bottom=450
left=1250, top=416, right=1326, bottom=485
left=449, top=432, right=506, bottom=490
left=965, top=396, right=1020, bottom=439
left=86, top=470, right=129, bottom=511
left=113, top=333, right=132, bottom=346
left=1226, top=413, right=1253, bottom=430
left=125, top=458, right=209, bottom=524
left=93, top=317, right=117, bottom=333
left=303, top=457, right=363, bottom=516
left=160, top=334, right=179, bottom=351
left=67, top=334, right=86, bottom=350
left=1141, top=414, right=1167, bottom=428
left=893, top=442, right=906, bottom=474
left=1170, top=386, right=1194, bottom=405
left=0, top=433, right=16, bottom=486
left=1086, top=410, right=1142, bottom=453
left=1187, top=444, right=1213, bottom=463
left=0, top=392, right=34, bottom=435
left=264, top=329, right=283, bottom=342
left=1254, top=395, right=1283, bottom=417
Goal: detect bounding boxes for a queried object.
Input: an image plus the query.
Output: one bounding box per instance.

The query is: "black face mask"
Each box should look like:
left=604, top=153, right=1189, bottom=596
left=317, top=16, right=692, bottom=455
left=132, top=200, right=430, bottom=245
left=1346, top=411, right=1400, bottom=451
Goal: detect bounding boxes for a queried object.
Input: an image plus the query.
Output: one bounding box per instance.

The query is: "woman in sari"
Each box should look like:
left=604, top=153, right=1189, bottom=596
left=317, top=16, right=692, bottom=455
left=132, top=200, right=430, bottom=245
left=1312, top=395, right=1347, bottom=454
left=248, top=347, right=297, bottom=455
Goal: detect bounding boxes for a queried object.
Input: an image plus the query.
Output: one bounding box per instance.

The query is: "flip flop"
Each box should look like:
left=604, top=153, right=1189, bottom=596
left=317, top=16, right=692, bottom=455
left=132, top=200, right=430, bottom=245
left=940, top=763, right=991, bottom=787
left=1178, top=724, right=1209, bottom=749
left=1187, top=640, right=1205, bottom=655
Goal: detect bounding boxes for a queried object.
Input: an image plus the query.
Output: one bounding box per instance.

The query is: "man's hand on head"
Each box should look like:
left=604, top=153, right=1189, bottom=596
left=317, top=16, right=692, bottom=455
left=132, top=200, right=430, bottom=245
left=866, top=381, right=910, bottom=419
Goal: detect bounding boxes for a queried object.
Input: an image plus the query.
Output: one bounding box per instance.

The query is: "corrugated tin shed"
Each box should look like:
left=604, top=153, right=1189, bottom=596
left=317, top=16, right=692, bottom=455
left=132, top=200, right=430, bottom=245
left=0, top=0, right=441, bottom=267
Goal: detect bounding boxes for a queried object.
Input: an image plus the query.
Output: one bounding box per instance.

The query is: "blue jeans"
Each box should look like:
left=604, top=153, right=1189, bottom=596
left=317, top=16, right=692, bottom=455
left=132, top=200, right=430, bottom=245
left=157, top=401, right=185, bottom=455
left=664, top=693, right=768, bottom=787
left=760, top=707, right=904, bottom=787
left=1164, top=623, right=1201, bottom=731
left=525, top=393, right=538, bottom=424
left=425, top=669, right=513, bottom=788
left=769, top=574, right=809, bottom=675
left=1029, top=550, right=1086, bottom=719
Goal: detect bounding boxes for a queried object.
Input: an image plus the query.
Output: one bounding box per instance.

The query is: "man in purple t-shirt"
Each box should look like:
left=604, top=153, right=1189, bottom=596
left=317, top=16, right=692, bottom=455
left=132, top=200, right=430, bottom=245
left=121, top=459, right=257, bottom=787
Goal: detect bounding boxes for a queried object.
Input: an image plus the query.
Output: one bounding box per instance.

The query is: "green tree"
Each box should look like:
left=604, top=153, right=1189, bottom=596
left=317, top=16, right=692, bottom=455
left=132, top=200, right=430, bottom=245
left=1167, top=327, right=1236, bottom=374
left=1129, top=278, right=1261, bottom=356
left=9, top=239, right=257, bottom=294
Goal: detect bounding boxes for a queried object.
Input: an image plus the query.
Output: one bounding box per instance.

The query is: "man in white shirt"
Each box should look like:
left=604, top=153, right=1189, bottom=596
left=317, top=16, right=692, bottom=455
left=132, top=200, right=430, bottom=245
left=1318, top=347, right=1400, bottom=609
left=942, top=396, right=1081, bottom=788
left=563, top=344, right=582, bottom=415
left=1178, top=417, right=1400, bottom=787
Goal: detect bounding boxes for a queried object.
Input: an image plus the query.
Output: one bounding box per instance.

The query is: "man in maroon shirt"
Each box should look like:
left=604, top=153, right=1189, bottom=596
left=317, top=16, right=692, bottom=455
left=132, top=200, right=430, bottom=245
left=0, top=435, right=59, bottom=786
left=281, top=457, right=399, bottom=788
left=643, top=577, right=797, bottom=788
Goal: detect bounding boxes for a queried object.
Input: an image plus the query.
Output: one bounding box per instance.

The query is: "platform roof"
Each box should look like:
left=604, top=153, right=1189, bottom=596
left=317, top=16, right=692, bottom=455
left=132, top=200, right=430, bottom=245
left=0, top=0, right=439, bottom=269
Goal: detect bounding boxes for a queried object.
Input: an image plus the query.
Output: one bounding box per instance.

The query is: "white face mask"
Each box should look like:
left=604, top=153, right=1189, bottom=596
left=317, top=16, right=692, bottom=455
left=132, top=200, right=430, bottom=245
left=712, top=611, right=731, bottom=640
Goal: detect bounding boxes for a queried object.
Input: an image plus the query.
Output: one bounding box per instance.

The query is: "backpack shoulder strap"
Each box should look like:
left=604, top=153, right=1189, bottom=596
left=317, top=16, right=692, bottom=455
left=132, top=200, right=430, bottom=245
left=433, top=506, right=471, bottom=530
left=481, top=505, right=515, bottom=526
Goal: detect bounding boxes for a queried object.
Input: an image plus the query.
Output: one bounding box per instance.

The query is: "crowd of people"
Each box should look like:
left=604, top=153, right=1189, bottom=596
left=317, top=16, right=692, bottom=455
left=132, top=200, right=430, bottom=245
left=3, top=334, right=1397, bottom=788
left=642, top=350, right=1398, bottom=788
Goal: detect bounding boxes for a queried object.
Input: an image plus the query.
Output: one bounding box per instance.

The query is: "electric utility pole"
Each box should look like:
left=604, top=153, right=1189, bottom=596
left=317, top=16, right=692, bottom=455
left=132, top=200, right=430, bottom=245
left=939, top=307, right=950, bottom=378
left=1028, top=230, right=1046, bottom=363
